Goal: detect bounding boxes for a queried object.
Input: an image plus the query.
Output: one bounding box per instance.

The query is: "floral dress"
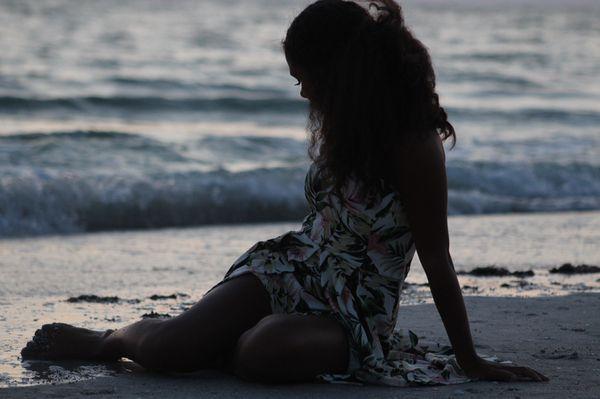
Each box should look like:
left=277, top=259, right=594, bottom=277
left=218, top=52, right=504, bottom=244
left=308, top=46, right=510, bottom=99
left=208, top=161, right=470, bottom=386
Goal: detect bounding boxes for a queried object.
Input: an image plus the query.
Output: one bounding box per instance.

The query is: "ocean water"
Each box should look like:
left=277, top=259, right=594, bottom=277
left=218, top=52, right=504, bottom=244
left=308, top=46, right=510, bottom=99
left=1, top=0, right=599, bottom=237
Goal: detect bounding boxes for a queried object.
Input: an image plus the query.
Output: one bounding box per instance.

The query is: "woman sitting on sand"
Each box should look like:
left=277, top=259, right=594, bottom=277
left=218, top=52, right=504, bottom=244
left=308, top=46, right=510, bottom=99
left=22, top=0, right=547, bottom=386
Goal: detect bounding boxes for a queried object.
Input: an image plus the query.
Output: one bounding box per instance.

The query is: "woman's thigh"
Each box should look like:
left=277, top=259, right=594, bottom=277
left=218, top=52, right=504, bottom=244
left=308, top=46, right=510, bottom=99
left=232, top=313, right=350, bottom=383
left=136, top=272, right=272, bottom=370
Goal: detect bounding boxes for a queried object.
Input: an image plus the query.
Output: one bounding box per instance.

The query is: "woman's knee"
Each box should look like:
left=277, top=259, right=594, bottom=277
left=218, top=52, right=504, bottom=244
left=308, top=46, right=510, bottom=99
left=232, top=314, right=293, bottom=381
left=232, top=314, right=349, bottom=382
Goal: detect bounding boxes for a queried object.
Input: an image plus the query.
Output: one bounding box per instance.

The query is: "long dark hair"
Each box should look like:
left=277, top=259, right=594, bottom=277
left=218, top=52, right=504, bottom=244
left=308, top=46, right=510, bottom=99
left=283, top=0, right=455, bottom=194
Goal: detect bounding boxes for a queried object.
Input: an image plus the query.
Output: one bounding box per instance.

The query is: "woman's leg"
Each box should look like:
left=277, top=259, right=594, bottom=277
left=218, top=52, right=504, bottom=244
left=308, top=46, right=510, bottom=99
left=232, top=313, right=350, bottom=383
left=21, top=273, right=272, bottom=372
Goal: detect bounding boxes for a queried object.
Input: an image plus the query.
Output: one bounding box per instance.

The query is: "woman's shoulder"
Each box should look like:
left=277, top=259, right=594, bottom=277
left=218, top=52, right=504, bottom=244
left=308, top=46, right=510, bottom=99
left=397, top=132, right=444, bottom=163
left=390, top=133, right=446, bottom=193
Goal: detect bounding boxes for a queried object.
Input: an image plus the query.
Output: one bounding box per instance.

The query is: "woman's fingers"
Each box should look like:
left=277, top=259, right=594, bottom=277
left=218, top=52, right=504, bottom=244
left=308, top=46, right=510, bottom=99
left=527, top=367, right=549, bottom=382
left=505, top=365, right=548, bottom=382
left=511, top=366, right=538, bottom=381
left=492, top=367, right=517, bottom=382
left=468, top=359, right=549, bottom=383
left=519, top=366, right=548, bottom=382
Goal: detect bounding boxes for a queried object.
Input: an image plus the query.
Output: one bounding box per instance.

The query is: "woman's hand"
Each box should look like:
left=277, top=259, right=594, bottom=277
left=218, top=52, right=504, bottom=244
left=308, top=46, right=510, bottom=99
left=461, top=355, right=549, bottom=382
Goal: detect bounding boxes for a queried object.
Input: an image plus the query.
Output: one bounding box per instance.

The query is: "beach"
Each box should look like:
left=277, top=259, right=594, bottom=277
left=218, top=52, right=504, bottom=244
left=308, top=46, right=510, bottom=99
left=1, top=293, right=599, bottom=398
left=1, top=210, right=599, bottom=394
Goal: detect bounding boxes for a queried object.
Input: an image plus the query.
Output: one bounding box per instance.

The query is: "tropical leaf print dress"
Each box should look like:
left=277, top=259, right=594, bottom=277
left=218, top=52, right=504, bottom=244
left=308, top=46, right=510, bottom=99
left=207, top=161, right=470, bottom=386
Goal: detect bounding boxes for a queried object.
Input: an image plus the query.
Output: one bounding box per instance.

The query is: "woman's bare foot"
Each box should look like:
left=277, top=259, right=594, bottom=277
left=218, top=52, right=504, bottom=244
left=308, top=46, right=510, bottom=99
left=21, top=323, right=118, bottom=361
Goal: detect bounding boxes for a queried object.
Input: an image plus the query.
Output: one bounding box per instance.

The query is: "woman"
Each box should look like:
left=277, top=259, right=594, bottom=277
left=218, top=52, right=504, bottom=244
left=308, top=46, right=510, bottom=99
left=21, top=0, right=548, bottom=386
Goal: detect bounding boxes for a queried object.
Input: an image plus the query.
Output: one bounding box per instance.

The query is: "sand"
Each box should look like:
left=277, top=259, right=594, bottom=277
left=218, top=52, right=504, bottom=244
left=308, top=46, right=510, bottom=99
left=2, top=293, right=599, bottom=399
left=1, top=212, right=599, bottom=394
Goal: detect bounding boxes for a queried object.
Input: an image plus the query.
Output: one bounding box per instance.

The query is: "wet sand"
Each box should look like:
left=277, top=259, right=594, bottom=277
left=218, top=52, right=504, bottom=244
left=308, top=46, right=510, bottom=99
left=2, top=293, right=599, bottom=398
left=1, top=211, right=599, bottom=392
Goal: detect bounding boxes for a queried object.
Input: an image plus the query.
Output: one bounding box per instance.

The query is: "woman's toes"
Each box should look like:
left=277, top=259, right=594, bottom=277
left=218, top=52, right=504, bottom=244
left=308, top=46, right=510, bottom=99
left=42, top=323, right=60, bottom=332
left=24, top=341, right=36, bottom=351
left=40, top=324, right=55, bottom=336
left=20, top=347, right=31, bottom=358
left=21, top=341, right=43, bottom=359
left=32, top=335, right=49, bottom=347
left=42, top=322, right=65, bottom=332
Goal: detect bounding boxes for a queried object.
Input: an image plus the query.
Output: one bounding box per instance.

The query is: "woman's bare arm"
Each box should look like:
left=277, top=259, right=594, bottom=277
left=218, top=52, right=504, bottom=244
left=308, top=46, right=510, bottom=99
left=393, top=134, right=477, bottom=365
left=393, top=133, right=547, bottom=382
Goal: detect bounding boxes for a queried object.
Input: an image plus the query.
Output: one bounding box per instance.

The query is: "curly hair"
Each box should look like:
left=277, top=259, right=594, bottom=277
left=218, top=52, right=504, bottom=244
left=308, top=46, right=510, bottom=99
left=283, top=0, right=455, bottom=194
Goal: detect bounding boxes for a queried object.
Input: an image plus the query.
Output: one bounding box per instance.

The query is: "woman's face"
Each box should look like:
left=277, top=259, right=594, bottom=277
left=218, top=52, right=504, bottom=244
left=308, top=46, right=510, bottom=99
left=287, top=61, right=316, bottom=103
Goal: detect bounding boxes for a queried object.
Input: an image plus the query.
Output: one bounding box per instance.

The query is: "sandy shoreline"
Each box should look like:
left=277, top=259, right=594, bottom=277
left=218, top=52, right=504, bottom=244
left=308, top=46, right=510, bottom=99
left=1, top=212, right=598, bottom=392
left=2, top=293, right=599, bottom=399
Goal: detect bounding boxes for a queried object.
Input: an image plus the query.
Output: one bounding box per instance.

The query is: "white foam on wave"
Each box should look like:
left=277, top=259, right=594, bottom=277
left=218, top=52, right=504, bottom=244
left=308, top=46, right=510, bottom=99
left=1, top=162, right=599, bottom=237
left=1, top=131, right=599, bottom=236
